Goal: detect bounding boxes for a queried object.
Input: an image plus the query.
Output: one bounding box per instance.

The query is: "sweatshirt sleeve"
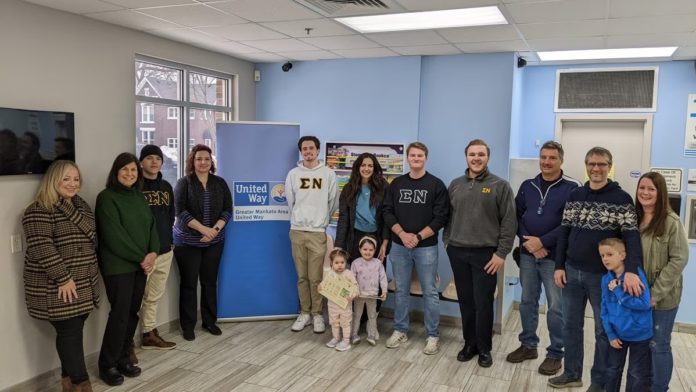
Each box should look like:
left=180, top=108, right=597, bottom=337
left=382, top=182, right=398, bottom=230
left=285, top=171, right=295, bottom=212
left=515, top=182, right=531, bottom=238
left=601, top=276, right=619, bottom=342
left=166, top=181, right=176, bottom=228
left=219, top=177, right=233, bottom=223
left=615, top=272, right=652, bottom=310
left=620, top=199, right=642, bottom=274
left=496, top=182, right=517, bottom=259
left=379, top=263, right=388, bottom=293
left=427, top=178, right=450, bottom=233
left=650, top=217, right=689, bottom=303
left=334, top=189, right=350, bottom=249
left=96, top=193, right=148, bottom=264
left=327, top=171, right=339, bottom=215
left=22, top=205, right=72, bottom=285
left=554, top=197, right=574, bottom=270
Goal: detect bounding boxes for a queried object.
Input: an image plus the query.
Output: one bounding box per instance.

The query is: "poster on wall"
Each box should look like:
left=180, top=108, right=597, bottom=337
left=685, top=196, right=696, bottom=243
left=651, top=168, right=683, bottom=193
left=689, top=169, right=696, bottom=192
left=325, top=141, right=406, bottom=225
left=684, top=94, right=696, bottom=157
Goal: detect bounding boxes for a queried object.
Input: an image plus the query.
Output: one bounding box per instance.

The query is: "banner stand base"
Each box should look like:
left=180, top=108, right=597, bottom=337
left=218, top=314, right=299, bottom=323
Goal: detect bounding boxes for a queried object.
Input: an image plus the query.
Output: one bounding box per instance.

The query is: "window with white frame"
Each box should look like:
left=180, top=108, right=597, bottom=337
left=135, top=56, right=235, bottom=185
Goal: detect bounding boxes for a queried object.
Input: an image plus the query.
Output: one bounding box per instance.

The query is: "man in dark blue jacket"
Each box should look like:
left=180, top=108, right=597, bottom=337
left=548, top=147, right=643, bottom=392
left=506, top=141, right=580, bottom=375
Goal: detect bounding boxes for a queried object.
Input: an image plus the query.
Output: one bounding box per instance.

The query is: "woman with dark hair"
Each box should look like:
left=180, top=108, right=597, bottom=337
left=335, top=152, right=390, bottom=262
left=635, top=172, right=689, bottom=392
left=22, top=160, right=99, bottom=392
left=173, top=144, right=232, bottom=341
left=96, top=152, right=159, bottom=386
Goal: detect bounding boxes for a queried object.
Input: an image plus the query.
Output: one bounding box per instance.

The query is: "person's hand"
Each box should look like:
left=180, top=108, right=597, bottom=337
left=532, top=247, right=549, bottom=259
left=608, top=279, right=619, bottom=291
left=378, top=243, right=387, bottom=261
left=484, top=254, right=504, bottom=275
left=317, top=283, right=322, bottom=291
left=141, top=252, right=157, bottom=274
left=380, top=292, right=387, bottom=301
left=58, top=279, right=78, bottom=303
left=199, top=226, right=218, bottom=242
left=651, top=298, right=657, bottom=308
left=554, top=270, right=566, bottom=288
left=522, top=236, right=543, bottom=253
left=399, top=232, right=418, bottom=249
left=623, top=272, right=644, bottom=296
left=610, top=338, right=623, bottom=349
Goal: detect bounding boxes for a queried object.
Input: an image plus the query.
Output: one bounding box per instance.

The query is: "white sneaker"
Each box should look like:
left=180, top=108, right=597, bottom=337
left=326, top=338, right=339, bottom=348
left=423, top=336, right=440, bottom=355
left=335, top=340, right=351, bottom=351
left=367, top=336, right=377, bottom=346
left=351, top=335, right=361, bottom=345
left=313, top=315, right=325, bottom=334
left=290, top=314, right=311, bottom=332
left=385, top=331, right=408, bottom=348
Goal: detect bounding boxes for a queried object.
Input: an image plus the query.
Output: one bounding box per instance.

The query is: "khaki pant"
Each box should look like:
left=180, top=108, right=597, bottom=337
left=328, top=300, right=352, bottom=341
left=289, top=230, right=326, bottom=315
left=352, top=298, right=379, bottom=340
left=140, top=250, right=174, bottom=333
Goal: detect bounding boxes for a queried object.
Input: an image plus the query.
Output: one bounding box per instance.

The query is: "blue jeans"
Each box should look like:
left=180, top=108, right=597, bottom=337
left=518, top=253, right=564, bottom=359
left=651, top=307, right=678, bottom=392
left=390, top=243, right=440, bottom=337
left=561, top=264, right=608, bottom=386
left=606, top=338, right=651, bottom=392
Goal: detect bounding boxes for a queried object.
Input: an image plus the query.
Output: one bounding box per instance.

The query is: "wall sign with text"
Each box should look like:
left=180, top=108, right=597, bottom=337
left=232, top=181, right=289, bottom=221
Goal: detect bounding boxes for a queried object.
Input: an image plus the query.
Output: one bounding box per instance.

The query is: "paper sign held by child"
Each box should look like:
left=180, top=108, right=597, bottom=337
left=319, top=273, right=358, bottom=309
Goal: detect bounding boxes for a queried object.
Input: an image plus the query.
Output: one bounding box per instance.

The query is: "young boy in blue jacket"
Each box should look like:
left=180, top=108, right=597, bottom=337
left=599, top=238, right=653, bottom=392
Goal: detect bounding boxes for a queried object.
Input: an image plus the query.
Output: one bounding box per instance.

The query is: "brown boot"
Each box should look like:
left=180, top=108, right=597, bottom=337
left=505, top=345, right=538, bottom=363
left=73, top=380, right=93, bottom=392
left=61, top=376, right=72, bottom=392
left=142, top=328, right=176, bottom=350
left=128, top=341, right=139, bottom=364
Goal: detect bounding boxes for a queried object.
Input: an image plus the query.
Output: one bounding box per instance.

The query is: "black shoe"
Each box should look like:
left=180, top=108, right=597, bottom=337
left=99, top=367, right=124, bottom=386
left=117, top=363, right=142, bottom=378
left=478, top=352, right=493, bottom=368
left=183, top=329, right=195, bottom=341
left=457, top=345, right=478, bottom=362
left=204, top=324, right=222, bottom=335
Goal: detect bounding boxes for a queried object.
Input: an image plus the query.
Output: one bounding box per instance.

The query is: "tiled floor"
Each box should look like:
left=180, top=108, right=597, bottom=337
left=20, top=310, right=696, bottom=391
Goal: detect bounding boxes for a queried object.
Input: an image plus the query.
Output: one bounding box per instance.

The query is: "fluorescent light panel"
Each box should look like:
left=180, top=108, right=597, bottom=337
left=538, top=47, right=678, bottom=61
left=334, top=6, right=507, bottom=33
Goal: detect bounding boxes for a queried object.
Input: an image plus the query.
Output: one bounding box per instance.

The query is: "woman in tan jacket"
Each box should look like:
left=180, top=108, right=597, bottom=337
left=22, top=160, right=100, bottom=392
left=635, top=172, right=689, bottom=392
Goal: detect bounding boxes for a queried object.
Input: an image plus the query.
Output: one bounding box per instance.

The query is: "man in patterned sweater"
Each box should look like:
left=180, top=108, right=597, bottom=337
left=548, top=147, right=644, bottom=392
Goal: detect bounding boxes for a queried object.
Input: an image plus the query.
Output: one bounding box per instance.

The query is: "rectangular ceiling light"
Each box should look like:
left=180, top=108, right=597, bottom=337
left=538, top=47, right=678, bottom=61
left=334, top=6, right=507, bottom=33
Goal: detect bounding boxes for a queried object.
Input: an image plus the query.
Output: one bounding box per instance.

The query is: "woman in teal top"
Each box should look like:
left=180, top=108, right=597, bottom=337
left=95, top=152, right=159, bottom=387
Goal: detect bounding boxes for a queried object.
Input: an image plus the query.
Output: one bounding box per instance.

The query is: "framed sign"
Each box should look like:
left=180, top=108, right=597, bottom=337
left=685, top=195, right=696, bottom=243
left=650, top=168, right=682, bottom=193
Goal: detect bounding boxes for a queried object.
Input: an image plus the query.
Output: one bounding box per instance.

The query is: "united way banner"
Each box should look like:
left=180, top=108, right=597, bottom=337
left=216, top=122, right=300, bottom=320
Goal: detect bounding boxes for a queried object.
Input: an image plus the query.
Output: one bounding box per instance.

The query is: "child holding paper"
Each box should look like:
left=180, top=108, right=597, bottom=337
left=350, top=236, right=388, bottom=345
left=319, top=249, right=358, bottom=351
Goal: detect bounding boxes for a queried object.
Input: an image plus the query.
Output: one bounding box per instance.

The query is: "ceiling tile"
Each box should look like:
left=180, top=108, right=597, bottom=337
left=207, top=0, right=321, bottom=22
left=89, top=9, right=181, bottom=30
left=606, top=15, right=696, bottom=35
left=517, top=20, right=605, bottom=40
left=605, top=32, right=696, bottom=48
left=197, top=23, right=287, bottom=40
left=300, top=35, right=381, bottom=50
left=102, top=0, right=195, bottom=8
left=25, top=0, right=123, bottom=14
left=365, top=31, right=448, bottom=47
left=147, top=27, right=225, bottom=44
left=391, top=44, right=461, bottom=56
left=526, top=36, right=605, bottom=51
left=394, top=0, right=498, bottom=11
left=260, top=18, right=354, bottom=37
left=609, top=0, right=696, bottom=18
left=455, top=40, right=529, bottom=53
left=331, top=47, right=398, bottom=58
left=240, top=52, right=288, bottom=62
left=276, top=50, right=342, bottom=61
left=241, top=38, right=319, bottom=51
left=196, top=40, right=265, bottom=54
left=504, top=0, right=607, bottom=24
left=438, top=25, right=520, bottom=43
left=138, top=4, right=244, bottom=27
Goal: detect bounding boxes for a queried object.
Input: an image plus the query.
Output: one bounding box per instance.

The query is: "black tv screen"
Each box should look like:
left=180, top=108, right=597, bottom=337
left=0, top=107, right=75, bottom=175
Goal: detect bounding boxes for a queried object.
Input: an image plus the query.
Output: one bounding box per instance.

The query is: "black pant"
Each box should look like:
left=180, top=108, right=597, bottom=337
left=99, top=270, right=146, bottom=370
left=175, top=243, right=224, bottom=331
left=49, top=314, right=89, bottom=384
left=447, top=246, right=497, bottom=353
left=606, top=338, right=652, bottom=392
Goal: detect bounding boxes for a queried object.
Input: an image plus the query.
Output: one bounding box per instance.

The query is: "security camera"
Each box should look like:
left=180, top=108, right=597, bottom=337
left=282, top=62, right=293, bottom=72
left=517, top=57, right=527, bottom=68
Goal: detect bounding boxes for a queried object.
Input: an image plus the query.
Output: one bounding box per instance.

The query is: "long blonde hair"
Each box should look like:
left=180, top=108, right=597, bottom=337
left=35, top=160, right=81, bottom=211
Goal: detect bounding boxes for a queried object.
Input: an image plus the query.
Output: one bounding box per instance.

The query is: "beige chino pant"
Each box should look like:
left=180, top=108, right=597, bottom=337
left=289, top=230, right=326, bottom=315
left=140, top=250, right=174, bottom=333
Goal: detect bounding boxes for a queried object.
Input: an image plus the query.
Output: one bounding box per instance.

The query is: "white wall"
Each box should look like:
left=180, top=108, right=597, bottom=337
left=0, top=1, right=256, bottom=389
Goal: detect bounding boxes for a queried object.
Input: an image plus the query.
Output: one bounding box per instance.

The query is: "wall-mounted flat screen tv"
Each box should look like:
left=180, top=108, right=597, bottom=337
left=0, top=107, right=75, bottom=176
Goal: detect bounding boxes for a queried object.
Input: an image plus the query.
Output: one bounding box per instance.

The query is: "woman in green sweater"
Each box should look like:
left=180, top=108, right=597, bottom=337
left=95, top=153, right=159, bottom=387
left=635, top=172, right=689, bottom=392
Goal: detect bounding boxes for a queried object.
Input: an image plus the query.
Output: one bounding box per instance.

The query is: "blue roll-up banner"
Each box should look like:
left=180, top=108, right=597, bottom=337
left=216, top=122, right=300, bottom=320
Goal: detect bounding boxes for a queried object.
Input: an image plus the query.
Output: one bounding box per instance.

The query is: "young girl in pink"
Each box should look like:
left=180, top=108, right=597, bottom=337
left=351, top=236, right=388, bottom=345
left=320, top=249, right=358, bottom=351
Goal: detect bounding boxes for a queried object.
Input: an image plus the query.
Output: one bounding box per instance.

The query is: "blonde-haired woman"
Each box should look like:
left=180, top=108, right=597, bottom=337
left=22, top=160, right=99, bottom=392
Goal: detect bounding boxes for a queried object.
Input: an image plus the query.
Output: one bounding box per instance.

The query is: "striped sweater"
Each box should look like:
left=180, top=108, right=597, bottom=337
left=22, top=195, right=100, bottom=321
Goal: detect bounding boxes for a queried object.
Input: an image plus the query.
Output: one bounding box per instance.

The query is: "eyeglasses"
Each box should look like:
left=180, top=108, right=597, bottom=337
left=586, top=162, right=609, bottom=168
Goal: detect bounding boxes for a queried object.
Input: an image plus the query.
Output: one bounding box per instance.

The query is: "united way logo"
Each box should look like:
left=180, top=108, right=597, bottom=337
left=271, top=183, right=287, bottom=203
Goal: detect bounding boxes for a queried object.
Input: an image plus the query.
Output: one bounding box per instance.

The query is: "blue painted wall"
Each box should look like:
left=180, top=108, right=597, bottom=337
left=511, top=60, right=696, bottom=323
left=256, top=52, right=517, bottom=320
